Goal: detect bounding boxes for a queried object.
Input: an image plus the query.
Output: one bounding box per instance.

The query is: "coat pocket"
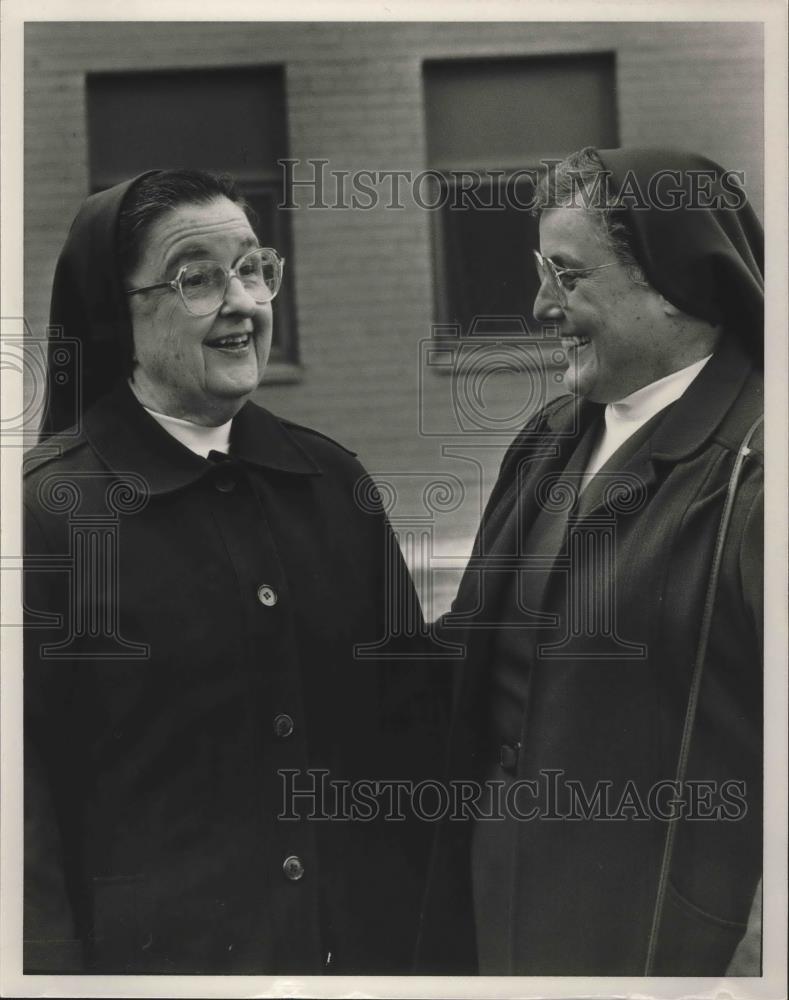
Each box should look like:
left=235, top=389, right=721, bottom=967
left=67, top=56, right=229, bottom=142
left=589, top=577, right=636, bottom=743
left=652, top=880, right=748, bottom=976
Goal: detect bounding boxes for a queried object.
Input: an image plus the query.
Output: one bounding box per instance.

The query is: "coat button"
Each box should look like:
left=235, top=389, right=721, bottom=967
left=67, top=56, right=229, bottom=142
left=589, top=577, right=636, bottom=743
left=257, top=585, right=278, bottom=607
left=283, top=855, right=304, bottom=881
left=215, top=477, right=236, bottom=493
left=273, top=713, right=294, bottom=739
left=499, top=742, right=521, bottom=773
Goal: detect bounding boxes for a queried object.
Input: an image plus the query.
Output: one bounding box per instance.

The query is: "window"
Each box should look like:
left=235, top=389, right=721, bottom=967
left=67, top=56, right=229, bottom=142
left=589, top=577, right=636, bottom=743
left=86, top=67, right=297, bottom=366
left=423, top=54, right=618, bottom=335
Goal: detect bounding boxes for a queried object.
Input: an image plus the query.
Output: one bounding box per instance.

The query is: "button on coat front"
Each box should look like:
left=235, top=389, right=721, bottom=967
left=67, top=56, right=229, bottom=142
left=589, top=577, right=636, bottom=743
left=24, top=382, right=438, bottom=975
left=256, top=585, right=278, bottom=607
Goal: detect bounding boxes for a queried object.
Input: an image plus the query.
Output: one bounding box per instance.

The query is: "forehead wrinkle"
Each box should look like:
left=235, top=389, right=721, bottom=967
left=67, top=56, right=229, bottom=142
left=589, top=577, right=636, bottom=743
left=153, top=213, right=257, bottom=270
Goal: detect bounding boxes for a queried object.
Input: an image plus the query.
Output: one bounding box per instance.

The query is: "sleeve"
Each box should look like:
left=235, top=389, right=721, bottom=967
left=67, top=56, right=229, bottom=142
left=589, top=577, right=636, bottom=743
left=23, top=502, right=84, bottom=972
left=371, top=491, right=451, bottom=780
left=332, top=468, right=451, bottom=973
left=738, top=485, right=763, bottom=656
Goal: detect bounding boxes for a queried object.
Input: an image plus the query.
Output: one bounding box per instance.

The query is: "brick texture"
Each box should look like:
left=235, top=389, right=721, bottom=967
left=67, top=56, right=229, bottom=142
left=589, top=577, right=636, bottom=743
left=23, top=21, right=764, bottom=616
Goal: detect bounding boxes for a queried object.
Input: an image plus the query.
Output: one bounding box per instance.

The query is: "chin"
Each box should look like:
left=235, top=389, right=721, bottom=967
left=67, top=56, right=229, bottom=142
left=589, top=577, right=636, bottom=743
left=566, top=355, right=600, bottom=400
left=211, top=371, right=263, bottom=399
left=564, top=369, right=590, bottom=399
left=194, top=388, right=252, bottom=423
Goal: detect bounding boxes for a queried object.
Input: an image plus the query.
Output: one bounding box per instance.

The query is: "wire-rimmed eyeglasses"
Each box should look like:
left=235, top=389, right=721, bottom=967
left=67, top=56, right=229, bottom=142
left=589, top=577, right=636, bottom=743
left=532, top=249, right=614, bottom=308
left=126, top=247, right=285, bottom=317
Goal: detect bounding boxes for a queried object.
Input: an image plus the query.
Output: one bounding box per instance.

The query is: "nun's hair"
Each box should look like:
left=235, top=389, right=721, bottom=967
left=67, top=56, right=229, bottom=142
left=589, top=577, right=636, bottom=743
left=117, top=169, right=258, bottom=280
left=534, top=147, right=645, bottom=282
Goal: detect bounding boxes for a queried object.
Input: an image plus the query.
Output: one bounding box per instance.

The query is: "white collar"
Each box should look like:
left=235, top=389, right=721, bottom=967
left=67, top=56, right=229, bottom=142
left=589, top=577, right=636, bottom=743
left=606, top=355, right=712, bottom=427
left=129, top=381, right=233, bottom=458
left=582, top=355, right=712, bottom=487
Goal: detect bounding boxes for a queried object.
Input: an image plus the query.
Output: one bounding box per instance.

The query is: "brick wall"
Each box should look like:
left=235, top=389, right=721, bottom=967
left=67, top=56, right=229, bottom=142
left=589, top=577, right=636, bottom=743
left=23, top=21, right=764, bottom=616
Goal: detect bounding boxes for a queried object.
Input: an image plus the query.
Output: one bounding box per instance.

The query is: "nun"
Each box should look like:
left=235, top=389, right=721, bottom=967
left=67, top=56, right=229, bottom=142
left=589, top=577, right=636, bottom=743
left=24, top=169, right=437, bottom=974
left=418, top=147, right=764, bottom=977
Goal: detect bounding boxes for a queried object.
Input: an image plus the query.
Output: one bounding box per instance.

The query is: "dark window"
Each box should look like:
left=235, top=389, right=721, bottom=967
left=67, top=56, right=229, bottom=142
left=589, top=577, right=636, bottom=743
left=86, top=67, right=297, bottom=363
left=423, top=54, right=618, bottom=335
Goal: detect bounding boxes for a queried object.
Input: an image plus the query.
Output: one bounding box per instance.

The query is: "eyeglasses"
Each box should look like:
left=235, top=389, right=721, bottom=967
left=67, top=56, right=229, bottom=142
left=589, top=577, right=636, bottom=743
left=126, top=247, right=285, bottom=317
left=532, top=249, right=614, bottom=308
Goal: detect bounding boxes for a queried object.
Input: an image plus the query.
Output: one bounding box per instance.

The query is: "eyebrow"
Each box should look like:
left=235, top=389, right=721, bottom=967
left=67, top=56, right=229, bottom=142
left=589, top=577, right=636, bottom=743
left=165, top=235, right=260, bottom=273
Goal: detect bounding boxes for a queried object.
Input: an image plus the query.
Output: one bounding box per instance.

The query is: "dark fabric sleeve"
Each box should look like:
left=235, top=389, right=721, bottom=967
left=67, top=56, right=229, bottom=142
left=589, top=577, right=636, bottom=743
left=726, top=479, right=764, bottom=976
left=739, top=486, right=763, bottom=656
left=327, top=474, right=451, bottom=974
left=23, top=504, right=84, bottom=972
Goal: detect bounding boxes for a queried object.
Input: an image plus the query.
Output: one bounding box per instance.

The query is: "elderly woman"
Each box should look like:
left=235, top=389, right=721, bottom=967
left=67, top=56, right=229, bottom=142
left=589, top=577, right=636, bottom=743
left=24, top=170, right=437, bottom=975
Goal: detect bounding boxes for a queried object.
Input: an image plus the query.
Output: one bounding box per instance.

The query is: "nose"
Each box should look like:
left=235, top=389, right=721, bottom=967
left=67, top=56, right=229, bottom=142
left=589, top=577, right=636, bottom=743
left=219, top=274, right=259, bottom=316
left=533, top=277, right=564, bottom=323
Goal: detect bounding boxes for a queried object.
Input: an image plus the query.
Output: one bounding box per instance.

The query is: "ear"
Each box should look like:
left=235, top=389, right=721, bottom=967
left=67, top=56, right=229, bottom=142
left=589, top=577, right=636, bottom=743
left=657, top=294, right=682, bottom=317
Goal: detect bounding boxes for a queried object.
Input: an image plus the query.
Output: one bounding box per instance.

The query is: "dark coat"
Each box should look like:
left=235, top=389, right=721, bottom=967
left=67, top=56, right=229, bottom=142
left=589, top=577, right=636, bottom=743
left=418, top=337, right=763, bottom=976
left=24, top=381, right=439, bottom=975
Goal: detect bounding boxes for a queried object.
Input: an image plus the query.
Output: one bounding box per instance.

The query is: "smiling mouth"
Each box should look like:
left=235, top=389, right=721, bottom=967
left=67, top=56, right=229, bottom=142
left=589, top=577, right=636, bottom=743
left=205, top=333, right=252, bottom=351
left=562, top=336, right=591, bottom=351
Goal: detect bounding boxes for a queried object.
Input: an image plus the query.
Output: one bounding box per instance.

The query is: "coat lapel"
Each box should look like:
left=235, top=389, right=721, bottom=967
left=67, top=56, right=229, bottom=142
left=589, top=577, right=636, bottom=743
left=572, top=417, right=662, bottom=522
left=449, top=397, right=600, bottom=625
left=574, top=336, right=755, bottom=522
left=443, top=334, right=757, bottom=781
left=445, top=397, right=601, bottom=753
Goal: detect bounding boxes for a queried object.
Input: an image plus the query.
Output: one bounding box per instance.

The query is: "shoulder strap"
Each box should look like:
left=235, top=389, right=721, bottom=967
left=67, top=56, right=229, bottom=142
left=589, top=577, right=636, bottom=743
left=644, top=412, right=764, bottom=974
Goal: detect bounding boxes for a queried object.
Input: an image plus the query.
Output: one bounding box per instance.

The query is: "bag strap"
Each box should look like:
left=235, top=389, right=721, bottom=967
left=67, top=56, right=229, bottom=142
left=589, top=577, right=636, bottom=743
left=644, top=412, right=764, bottom=975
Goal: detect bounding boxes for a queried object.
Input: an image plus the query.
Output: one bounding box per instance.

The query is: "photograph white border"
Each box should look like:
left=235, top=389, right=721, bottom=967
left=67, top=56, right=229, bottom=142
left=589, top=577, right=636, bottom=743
left=2, top=2, right=786, bottom=997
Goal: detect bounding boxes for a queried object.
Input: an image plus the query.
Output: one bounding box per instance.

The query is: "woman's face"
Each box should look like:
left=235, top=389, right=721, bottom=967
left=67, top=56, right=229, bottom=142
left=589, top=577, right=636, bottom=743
left=126, top=196, right=273, bottom=424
